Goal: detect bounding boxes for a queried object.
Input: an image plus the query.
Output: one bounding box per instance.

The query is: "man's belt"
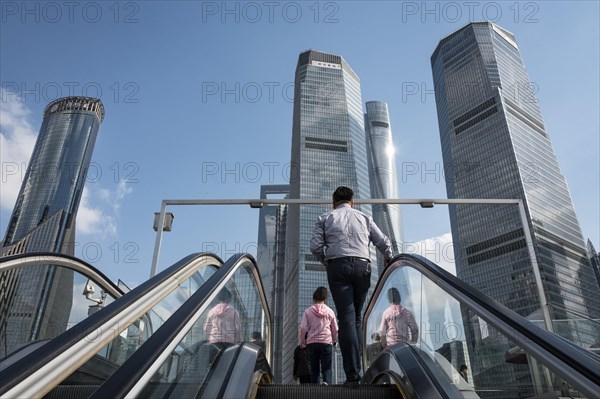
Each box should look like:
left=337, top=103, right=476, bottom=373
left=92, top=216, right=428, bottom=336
left=327, top=256, right=370, bottom=264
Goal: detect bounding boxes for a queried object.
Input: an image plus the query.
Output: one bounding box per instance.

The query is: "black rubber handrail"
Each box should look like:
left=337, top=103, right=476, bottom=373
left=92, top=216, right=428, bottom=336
left=0, top=252, right=223, bottom=397
left=364, top=254, right=600, bottom=398
left=90, top=253, right=270, bottom=399
left=0, top=252, right=125, bottom=298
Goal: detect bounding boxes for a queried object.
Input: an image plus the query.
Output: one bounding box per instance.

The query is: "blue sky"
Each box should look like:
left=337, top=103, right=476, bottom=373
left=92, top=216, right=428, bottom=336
left=1, top=1, right=598, bottom=286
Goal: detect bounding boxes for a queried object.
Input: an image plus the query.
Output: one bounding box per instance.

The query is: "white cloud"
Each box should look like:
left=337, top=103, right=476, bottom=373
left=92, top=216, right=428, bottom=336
left=0, top=91, right=37, bottom=211
left=76, top=187, right=117, bottom=237
left=76, top=179, right=134, bottom=237
left=404, top=232, right=456, bottom=275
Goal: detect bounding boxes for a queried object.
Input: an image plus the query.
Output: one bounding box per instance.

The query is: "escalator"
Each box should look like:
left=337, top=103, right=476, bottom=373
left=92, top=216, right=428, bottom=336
left=0, top=252, right=223, bottom=399
left=1, top=253, right=598, bottom=398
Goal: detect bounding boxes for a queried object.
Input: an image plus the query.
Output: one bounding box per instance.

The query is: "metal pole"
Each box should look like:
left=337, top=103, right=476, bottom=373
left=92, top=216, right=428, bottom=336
left=517, top=200, right=554, bottom=333
left=149, top=197, right=554, bottom=334
left=334, top=347, right=338, bottom=384
left=150, top=201, right=167, bottom=277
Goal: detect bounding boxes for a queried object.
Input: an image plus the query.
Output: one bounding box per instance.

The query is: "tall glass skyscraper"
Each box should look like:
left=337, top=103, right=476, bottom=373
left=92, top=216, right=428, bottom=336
left=432, top=23, right=599, bottom=396
left=256, top=184, right=289, bottom=382
left=282, top=49, right=376, bottom=382
left=1, top=96, right=104, bottom=356
left=364, top=101, right=404, bottom=273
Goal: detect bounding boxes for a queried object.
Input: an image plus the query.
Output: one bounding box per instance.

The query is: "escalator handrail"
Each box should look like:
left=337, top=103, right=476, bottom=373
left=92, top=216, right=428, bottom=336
left=0, top=252, right=223, bottom=399
left=364, top=254, right=600, bottom=397
left=0, top=252, right=124, bottom=300
left=364, top=342, right=450, bottom=398
left=90, top=253, right=271, bottom=399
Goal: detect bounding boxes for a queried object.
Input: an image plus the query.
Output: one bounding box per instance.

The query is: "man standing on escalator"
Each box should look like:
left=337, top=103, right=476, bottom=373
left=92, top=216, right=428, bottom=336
left=310, top=186, right=393, bottom=385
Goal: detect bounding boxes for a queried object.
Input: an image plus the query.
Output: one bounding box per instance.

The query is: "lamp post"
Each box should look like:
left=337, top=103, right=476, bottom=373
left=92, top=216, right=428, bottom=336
left=150, top=204, right=174, bottom=277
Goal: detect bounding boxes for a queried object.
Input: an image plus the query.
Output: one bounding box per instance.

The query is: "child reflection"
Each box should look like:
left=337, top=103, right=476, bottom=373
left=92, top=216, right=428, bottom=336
left=366, top=332, right=384, bottom=365
left=378, top=287, right=419, bottom=347
left=204, top=287, right=243, bottom=363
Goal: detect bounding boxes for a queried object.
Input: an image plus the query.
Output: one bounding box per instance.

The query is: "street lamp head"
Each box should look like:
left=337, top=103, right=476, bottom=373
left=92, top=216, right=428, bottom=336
left=420, top=201, right=435, bottom=208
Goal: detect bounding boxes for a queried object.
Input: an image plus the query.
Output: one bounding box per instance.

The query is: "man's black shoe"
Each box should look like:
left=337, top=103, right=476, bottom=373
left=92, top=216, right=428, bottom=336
left=343, top=380, right=360, bottom=387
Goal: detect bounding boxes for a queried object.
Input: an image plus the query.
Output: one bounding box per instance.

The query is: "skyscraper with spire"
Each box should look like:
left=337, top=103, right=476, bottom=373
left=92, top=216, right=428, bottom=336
left=365, top=101, right=404, bottom=273
left=1, top=96, right=104, bottom=356
left=432, top=22, right=599, bottom=395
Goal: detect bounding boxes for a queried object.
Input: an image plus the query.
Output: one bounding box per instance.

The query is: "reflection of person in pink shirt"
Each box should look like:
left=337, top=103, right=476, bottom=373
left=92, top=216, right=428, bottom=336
left=204, top=288, right=242, bottom=344
left=378, top=288, right=418, bottom=347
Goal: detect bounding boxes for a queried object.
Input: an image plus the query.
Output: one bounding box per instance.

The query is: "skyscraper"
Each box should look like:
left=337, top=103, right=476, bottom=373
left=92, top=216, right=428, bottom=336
left=432, top=22, right=599, bottom=395
left=256, top=184, right=289, bottom=382
left=364, top=101, right=404, bottom=273
left=282, top=49, right=376, bottom=382
left=1, top=96, right=104, bottom=356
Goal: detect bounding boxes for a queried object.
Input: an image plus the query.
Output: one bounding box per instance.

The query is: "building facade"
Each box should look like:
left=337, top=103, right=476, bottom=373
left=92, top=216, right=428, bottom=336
left=0, top=96, right=104, bottom=357
left=282, top=49, right=376, bottom=383
left=432, top=22, right=599, bottom=397
left=255, top=184, right=289, bottom=382
left=587, top=240, right=600, bottom=298
left=364, top=101, right=404, bottom=273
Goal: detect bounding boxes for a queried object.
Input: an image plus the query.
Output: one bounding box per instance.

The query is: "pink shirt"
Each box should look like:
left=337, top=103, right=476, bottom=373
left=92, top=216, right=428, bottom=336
left=204, top=303, right=243, bottom=344
left=378, top=304, right=419, bottom=346
left=299, top=303, right=338, bottom=346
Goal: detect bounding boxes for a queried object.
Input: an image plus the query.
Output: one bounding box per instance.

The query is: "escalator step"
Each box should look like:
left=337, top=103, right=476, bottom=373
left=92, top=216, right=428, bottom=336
left=43, top=385, right=99, bottom=399
left=256, top=384, right=401, bottom=399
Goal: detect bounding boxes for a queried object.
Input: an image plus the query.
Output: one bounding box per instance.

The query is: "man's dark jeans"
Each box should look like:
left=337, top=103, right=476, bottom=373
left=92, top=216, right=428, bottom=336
left=326, top=257, right=371, bottom=382
left=307, top=343, right=333, bottom=384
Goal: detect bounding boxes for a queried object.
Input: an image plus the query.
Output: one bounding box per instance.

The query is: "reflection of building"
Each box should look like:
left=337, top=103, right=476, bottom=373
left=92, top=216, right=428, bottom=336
left=0, top=97, right=104, bottom=357
left=282, top=49, right=376, bottom=383
left=365, top=101, right=404, bottom=273
left=432, top=22, right=599, bottom=396
left=256, top=184, right=289, bottom=382
left=437, top=340, right=470, bottom=379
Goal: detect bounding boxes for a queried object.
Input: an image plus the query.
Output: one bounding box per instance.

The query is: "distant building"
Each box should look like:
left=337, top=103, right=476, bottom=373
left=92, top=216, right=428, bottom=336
left=432, top=22, right=599, bottom=396
left=0, top=97, right=104, bottom=357
left=256, top=184, right=289, bottom=382
left=282, top=49, right=375, bottom=383
left=437, top=340, right=470, bottom=381
left=364, top=101, right=404, bottom=273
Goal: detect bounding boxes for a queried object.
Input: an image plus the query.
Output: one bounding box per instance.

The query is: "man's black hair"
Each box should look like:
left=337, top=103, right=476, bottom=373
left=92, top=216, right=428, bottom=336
left=388, top=287, right=401, bottom=304
left=333, top=186, right=354, bottom=203
left=313, top=286, right=328, bottom=302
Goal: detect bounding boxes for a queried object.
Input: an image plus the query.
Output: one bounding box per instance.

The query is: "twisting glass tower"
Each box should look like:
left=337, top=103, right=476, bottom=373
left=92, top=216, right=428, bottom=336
left=364, top=101, right=404, bottom=273
left=1, top=96, right=104, bottom=356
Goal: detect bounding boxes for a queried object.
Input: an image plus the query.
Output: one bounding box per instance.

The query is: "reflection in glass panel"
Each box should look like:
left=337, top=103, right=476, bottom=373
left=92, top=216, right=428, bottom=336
left=138, top=261, right=268, bottom=398
left=0, top=264, right=118, bottom=359
left=47, top=264, right=219, bottom=389
left=365, top=265, right=593, bottom=398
